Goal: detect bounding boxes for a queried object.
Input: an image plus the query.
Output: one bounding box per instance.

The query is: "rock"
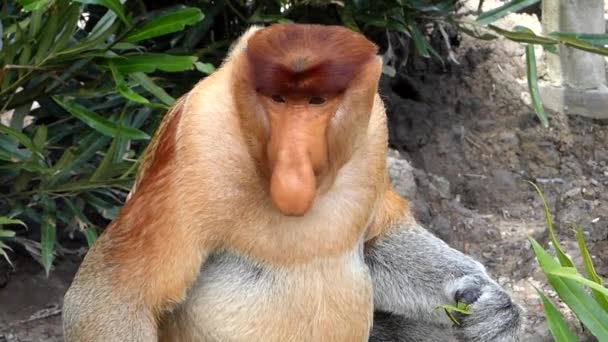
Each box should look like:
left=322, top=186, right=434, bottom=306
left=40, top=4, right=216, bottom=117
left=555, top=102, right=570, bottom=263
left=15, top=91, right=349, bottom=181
left=387, top=149, right=417, bottom=199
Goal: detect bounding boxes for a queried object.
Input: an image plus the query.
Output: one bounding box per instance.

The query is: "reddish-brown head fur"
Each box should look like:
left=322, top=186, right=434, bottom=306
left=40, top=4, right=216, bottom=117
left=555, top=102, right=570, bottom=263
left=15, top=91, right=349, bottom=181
left=246, top=24, right=378, bottom=97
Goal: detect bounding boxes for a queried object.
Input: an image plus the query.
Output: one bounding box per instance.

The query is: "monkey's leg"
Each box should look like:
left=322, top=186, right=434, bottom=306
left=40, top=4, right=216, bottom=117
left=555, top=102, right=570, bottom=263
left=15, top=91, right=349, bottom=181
left=370, top=311, right=457, bottom=342
left=365, top=220, right=522, bottom=342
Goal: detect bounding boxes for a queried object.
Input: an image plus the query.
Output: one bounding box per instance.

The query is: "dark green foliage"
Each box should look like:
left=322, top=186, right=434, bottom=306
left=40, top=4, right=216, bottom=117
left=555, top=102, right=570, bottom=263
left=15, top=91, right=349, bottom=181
left=0, top=0, right=207, bottom=273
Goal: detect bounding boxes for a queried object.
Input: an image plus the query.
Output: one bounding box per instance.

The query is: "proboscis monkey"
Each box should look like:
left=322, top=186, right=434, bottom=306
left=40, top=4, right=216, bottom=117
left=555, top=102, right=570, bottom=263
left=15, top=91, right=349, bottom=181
left=63, top=24, right=522, bottom=342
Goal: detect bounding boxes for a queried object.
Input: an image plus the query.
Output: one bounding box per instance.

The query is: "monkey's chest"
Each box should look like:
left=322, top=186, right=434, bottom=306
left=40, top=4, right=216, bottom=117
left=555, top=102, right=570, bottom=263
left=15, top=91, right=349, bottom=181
left=160, top=247, right=373, bottom=342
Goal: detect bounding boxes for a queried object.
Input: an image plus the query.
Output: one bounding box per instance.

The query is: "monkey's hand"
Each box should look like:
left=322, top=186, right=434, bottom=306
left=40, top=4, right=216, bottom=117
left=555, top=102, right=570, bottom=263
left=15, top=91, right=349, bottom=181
left=366, top=216, right=523, bottom=342
left=448, top=274, right=522, bottom=342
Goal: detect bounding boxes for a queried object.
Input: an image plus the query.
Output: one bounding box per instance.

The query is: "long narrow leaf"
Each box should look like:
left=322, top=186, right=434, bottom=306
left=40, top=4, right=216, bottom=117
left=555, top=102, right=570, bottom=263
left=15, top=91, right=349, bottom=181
left=527, top=182, right=573, bottom=266
left=575, top=228, right=608, bottom=311
left=51, top=3, right=81, bottom=51
left=0, top=229, right=17, bottom=238
left=109, top=62, right=150, bottom=104
left=0, top=241, right=14, bottom=267
left=525, top=45, right=549, bottom=128
left=477, top=0, right=540, bottom=25
left=129, top=72, right=174, bottom=106
left=549, top=269, right=608, bottom=298
left=53, top=97, right=150, bottom=140
left=410, top=25, right=430, bottom=58
left=40, top=195, right=56, bottom=277
left=126, top=7, right=204, bottom=42
left=84, top=228, right=98, bottom=246
left=535, top=288, right=578, bottom=342
left=110, top=54, right=197, bottom=74
left=34, top=7, right=59, bottom=64
left=0, top=217, right=26, bottom=227
left=18, top=0, right=51, bottom=11
left=73, top=0, right=130, bottom=26
left=549, top=32, right=608, bottom=47
left=0, top=124, right=40, bottom=154
left=488, top=25, right=557, bottom=45
left=551, top=34, right=608, bottom=57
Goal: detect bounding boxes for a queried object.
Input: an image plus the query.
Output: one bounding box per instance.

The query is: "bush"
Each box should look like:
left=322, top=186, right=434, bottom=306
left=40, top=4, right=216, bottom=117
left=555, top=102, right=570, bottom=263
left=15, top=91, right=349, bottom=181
left=0, top=0, right=211, bottom=274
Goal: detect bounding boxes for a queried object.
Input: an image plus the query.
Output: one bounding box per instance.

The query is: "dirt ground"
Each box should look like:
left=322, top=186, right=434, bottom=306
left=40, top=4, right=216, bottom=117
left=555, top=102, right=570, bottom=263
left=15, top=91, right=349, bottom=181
left=383, top=4, right=608, bottom=341
left=1, top=5, right=607, bottom=342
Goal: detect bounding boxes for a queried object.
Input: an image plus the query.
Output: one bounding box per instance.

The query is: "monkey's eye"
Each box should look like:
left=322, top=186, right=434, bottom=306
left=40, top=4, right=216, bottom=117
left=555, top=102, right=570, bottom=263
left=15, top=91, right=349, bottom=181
left=271, top=95, right=286, bottom=103
left=309, top=96, right=326, bottom=105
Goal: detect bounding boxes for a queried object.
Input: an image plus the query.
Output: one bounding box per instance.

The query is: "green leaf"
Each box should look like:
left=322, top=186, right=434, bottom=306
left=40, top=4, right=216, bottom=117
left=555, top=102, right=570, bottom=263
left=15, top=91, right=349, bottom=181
left=17, top=43, right=32, bottom=77
left=337, top=6, right=360, bottom=32
left=410, top=25, right=430, bottom=58
left=90, top=126, right=125, bottom=181
left=458, top=24, right=499, bottom=41
left=488, top=25, right=558, bottom=45
left=40, top=195, right=56, bottom=277
left=549, top=269, right=608, bottom=299
left=0, top=229, right=16, bottom=238
left=525, top=44, right=549, bottom=129
left=84, top=228, right=98, bottom=246
left=194, top=62, right=216, bottom=75
left=0, top=217, right=26, bottom=227
left=0, top=124, right=40, bottom=155
left=33, top=125, right=47, bottom=151
left=18, top=0, right=51, bottom=11
left=535, top=288, right=578, bottom=342
left=73, top=0, right=130, bottom=26
left=34, top=7, right=59, bottom=64
left=52, top=3, right=81, bottom=51
left=548, top=33, right=608, bottom=57
left=29, top=7, right=44, bottom=38
left=435, top=303, right=471, bottom=326
left=477, top=0, right=540, bottom=25
left=110, top=54, right=198, bottom=74
left=88, top=6, right=118, bottom=40
left=126, top=7, right=204, bottom=43
left=548, top=32, right=608, bottom=47
left=53, top=97, right=150, bottom=140
left=531, top=238, right=608, bottom=339
left=576, top=228, right=608, bottom=311
left=0, top=241, right=14, bottom=267
left=527, top=182, right=572, bottom=266
left=129, top=72, right=175, bottom=106
left=109, top=62, right=150, bottom=104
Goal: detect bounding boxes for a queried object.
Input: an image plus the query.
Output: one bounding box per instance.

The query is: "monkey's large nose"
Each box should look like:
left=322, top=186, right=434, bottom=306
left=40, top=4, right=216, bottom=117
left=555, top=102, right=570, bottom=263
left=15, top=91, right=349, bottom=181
left=270, top=153, right=316, bottom=216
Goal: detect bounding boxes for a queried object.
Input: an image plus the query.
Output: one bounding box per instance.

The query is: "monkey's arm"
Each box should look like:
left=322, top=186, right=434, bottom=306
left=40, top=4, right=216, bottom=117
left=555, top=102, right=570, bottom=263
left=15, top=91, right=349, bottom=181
left=62, top=219, right=211, bottom=342
left=63, top=99, right=212, bottom=341
left=365, top=209, right=522, bottom=341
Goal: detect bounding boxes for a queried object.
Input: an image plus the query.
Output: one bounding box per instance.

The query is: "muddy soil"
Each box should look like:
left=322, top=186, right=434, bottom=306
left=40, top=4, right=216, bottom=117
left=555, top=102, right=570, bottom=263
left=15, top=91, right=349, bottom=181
left=1, top=7, right=607, bottom=342
left=383, top=6, right=608, bottom=341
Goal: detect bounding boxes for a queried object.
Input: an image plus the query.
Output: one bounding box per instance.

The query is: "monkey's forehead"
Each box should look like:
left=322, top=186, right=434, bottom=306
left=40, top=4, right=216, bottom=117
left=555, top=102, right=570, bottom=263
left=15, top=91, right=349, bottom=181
left=244, top=24, right=378, bottom=95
